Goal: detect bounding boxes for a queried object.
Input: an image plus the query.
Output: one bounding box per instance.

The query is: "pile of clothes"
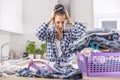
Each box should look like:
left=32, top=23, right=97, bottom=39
left=71, top=28, right=120, bottom=53
left=0, top=61, right=21, bottom=77
left=16, top=67, right=82, bottom=79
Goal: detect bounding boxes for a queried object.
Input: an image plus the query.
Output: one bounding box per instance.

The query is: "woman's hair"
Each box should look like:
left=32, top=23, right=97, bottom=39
left=54, top=4, right=65, bottom=15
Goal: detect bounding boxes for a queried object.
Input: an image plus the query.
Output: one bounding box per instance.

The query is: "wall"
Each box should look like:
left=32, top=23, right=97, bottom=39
left=10, top=0, right=58, bottom=57
left=93, top=0, right=120, bottom=14
left=71, top=0, right=93, bottom=29
left=0, top=0, right=23, bottom=34
left=93, top=0, right=120, bottom=29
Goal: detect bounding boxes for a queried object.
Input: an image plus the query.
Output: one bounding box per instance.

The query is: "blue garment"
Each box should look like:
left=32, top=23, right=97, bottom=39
left=16, top=67, right=83, bottom=79
left=35, top=22, right=86, bottom=63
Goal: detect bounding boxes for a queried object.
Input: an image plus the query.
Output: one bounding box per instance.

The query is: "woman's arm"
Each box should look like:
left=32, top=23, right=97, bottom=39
left=35, top=10, right=56, bottom=41
left=65, top=9, right=87, bottom=40
left=47, top=9, right=56, bottom=25
left=64, top=9, right=74, bottom=24
left=35, top=23, right=48, bottom=41
left=71, top=22, right=87, bottom=40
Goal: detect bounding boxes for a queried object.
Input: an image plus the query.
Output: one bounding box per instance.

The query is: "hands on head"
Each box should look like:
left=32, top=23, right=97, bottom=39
left=47, top=8, right=74, bottom=25
left=64, top=9, right=74, bottom=24
left=47, top=9, right=56, bottom=25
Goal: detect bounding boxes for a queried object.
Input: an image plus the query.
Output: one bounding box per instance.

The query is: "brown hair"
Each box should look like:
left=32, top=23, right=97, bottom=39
left=54, top=4, right=65, bottom=16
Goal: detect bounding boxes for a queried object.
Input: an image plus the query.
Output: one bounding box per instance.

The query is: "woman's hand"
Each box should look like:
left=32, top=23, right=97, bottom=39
left=47, top=9, right=56, bottom=25
left=64, top=9, right=74, bottom=24
left=64, top=9, right=69, bottom=20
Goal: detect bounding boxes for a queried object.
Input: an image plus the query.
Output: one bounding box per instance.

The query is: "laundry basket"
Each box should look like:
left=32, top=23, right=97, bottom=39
left=76, top=52, right=120, bottom=76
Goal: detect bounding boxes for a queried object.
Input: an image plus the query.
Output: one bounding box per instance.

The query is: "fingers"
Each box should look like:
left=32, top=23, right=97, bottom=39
left=51, top=9, right=56, bottom=19
left=47, top=9, right=56, bottom=25
left=64, top=9, right=74, bottom=24
left=64, top=9, right=70, bottom=20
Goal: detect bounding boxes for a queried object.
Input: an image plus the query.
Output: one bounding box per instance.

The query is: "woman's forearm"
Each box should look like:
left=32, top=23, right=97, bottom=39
left=67, top=17, right=74, bottom=25
left=47, top=17, right=53, bottom=25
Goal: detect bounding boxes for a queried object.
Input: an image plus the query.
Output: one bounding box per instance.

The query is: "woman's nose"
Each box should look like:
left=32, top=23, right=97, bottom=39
left=59, top=23, right=63, bottom=28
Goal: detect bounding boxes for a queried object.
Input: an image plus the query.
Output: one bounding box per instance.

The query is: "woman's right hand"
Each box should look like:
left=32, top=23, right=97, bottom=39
left=51, top=9, right=56, bottom=20
left=47, top=9, right=56, bottom=25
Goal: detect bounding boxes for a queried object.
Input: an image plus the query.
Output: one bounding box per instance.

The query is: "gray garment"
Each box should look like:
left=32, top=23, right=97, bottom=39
left=92, top=36, right=120, bottom=52
left=71, top=28, right=120, bottom=52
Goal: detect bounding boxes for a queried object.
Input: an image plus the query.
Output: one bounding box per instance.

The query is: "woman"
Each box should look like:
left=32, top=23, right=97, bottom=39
left=35, top=4, right=86, bottom=72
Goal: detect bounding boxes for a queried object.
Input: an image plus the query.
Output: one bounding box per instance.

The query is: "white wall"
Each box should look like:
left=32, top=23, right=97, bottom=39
left=10, top=0, right=58, bottom=57
left=71, top=0, right=93, bottom=29
left=93, top=0, right=120, bottom=28
left=0, top=0, right=23, bottom=34
left=93, top=0, right=120, bottom=14
left=23, top=0, right=58, bottom=34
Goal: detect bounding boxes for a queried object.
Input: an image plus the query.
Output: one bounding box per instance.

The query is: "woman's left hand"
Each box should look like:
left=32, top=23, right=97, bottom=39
left=64, top=9, right=70, bottom=20
left=64, top=9, right=74, bottom=24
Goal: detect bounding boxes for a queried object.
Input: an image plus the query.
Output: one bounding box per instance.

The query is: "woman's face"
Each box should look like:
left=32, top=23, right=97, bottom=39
left=54, top=14, right=66, bottom=33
